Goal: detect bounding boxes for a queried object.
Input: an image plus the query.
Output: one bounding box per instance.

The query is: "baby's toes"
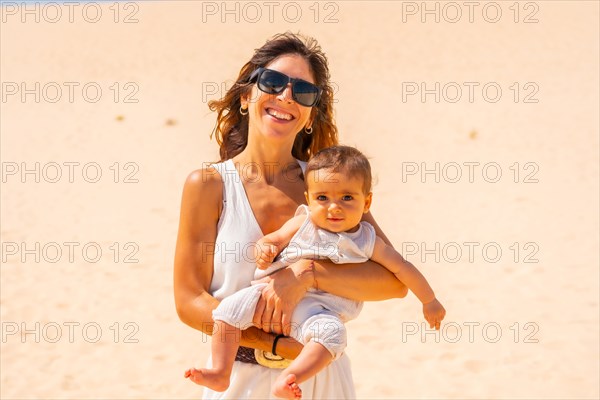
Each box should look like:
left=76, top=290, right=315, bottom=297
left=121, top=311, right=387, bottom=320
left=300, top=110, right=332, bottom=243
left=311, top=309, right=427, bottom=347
left=291, top=383, right=302, bottom=396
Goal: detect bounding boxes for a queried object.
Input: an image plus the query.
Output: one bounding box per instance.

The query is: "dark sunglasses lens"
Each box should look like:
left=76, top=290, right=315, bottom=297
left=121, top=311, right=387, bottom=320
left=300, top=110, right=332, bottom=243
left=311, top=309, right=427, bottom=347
left=256, top=69, right=319, bottom=106
left=293, top=81, right=319, bottom=106
left=258, top=70, right=287, bottom=94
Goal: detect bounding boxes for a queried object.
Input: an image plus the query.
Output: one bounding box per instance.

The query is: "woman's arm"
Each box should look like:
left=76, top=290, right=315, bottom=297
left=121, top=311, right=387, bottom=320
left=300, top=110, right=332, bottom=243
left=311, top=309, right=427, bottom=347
left=173, top=169, right=220, bottom=332
left=173, top=168, right=297, bottom=355
left=312, top=258, right=408, bottom=301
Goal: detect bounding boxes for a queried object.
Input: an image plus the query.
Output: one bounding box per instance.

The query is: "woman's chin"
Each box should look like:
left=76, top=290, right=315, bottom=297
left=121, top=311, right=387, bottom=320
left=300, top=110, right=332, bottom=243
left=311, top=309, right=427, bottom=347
left=260, top=127, right=299, bottom=142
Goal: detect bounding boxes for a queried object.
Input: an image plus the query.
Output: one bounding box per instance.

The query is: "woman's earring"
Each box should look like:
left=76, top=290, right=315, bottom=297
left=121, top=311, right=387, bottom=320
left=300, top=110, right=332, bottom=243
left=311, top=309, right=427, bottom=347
left=240, top=105, right=249, bottom=116
left=304, top=126, right=313, bottom=134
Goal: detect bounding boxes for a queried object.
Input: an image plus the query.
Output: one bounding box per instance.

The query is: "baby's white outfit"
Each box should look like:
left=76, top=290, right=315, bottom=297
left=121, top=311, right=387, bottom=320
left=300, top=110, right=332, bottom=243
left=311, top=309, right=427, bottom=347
left=212, top=204, right=377, bottom=359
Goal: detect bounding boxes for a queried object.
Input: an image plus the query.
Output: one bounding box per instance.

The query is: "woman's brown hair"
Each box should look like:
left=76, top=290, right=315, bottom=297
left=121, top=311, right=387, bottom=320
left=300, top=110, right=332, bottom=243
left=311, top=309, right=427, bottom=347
left=209, top=32, right=338, bottom=162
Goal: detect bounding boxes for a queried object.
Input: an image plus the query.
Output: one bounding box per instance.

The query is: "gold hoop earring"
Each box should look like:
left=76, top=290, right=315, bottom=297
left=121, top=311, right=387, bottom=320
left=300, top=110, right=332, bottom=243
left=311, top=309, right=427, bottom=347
left=304, top=126, right=313, bottom=135
left=240, top=105, right=249, bottom=116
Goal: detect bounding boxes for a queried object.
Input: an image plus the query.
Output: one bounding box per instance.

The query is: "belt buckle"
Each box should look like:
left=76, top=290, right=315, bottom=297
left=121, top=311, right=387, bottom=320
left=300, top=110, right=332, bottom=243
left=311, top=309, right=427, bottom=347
left=254, top=349, right=292, bottom=369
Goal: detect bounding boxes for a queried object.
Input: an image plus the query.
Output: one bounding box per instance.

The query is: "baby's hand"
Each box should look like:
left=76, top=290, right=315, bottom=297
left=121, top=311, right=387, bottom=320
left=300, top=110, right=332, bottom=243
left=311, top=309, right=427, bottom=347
left=255, top=242, right=279, bottom=270
left=423, top=298, right=446, bottom=330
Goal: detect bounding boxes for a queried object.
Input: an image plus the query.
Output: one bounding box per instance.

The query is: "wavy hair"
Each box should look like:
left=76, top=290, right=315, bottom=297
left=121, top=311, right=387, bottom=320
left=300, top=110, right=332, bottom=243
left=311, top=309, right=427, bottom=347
left=208, top=32, right=338, bottom=162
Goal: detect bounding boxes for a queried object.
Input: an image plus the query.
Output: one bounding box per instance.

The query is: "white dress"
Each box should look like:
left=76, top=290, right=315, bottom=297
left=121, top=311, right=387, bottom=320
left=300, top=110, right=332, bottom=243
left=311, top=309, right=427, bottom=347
left=213, top=204, right=376, bottom=359
left=203, top=159, right=356, bottom=400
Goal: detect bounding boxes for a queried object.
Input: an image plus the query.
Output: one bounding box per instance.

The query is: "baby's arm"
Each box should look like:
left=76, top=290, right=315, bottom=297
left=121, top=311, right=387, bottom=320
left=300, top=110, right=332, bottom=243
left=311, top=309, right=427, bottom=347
left=255, top=215, right=305, bottom=270
left=370, top=237, right=446, bottom=329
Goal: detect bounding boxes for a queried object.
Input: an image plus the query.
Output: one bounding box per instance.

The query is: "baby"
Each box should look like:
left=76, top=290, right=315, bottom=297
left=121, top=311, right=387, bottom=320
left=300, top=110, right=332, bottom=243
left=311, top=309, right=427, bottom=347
left=185, top=145, right=446, bottom=399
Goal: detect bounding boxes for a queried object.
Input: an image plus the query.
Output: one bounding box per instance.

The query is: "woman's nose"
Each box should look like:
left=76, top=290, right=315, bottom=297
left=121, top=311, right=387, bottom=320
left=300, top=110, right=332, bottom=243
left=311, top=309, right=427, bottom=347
left=277, top=83, right=293, bottom=103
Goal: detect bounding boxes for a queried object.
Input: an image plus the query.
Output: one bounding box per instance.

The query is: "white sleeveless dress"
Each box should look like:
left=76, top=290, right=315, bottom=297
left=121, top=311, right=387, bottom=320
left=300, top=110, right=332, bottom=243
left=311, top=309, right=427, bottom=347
left=203, top=159, right=356, bottom=399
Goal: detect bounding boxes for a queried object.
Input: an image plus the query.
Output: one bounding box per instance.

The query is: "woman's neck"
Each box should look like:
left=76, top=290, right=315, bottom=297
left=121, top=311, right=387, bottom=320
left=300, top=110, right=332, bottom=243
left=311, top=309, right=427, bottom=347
left=233, top=145, right=300, bottom=185
left=235, top=140, right=298, bottom=170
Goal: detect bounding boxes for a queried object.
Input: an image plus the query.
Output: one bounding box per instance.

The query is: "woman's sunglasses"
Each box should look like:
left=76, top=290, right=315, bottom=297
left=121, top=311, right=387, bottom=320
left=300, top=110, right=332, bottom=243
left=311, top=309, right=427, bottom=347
left=248, top=67, right=322, bottom=107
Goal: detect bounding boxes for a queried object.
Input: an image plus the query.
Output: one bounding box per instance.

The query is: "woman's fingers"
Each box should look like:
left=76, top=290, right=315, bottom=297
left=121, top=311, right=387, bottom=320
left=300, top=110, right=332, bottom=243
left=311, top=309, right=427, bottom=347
left=261, top=309, right=273, bottom=332
left=253, top=294, right=266, bottom=327
left=261, top=299, right=273, bottom=332
left=271, top=306, right=283, bottom=335
left=281, top=306, right=293, bottom=336
left=261, top=289, right=277, bottom=332
left=254, top=263, right=312, bottom=334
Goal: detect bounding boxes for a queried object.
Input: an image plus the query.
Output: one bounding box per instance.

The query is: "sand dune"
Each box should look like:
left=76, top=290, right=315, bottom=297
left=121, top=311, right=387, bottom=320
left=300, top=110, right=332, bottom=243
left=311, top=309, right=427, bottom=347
left=1, top=1, right=598, bottom=399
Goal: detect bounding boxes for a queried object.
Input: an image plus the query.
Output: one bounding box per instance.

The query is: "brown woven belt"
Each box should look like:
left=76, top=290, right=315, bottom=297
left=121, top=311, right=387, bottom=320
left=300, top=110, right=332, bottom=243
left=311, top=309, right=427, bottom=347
left=235, top=346, right=258, bottom=365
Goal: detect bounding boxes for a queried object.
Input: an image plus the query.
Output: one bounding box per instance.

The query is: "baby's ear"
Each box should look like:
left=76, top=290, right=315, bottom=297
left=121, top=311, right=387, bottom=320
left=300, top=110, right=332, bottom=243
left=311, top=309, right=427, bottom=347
left=363, top=192, right=373, bottom=213
left=304, top=191, right=310, bottom=204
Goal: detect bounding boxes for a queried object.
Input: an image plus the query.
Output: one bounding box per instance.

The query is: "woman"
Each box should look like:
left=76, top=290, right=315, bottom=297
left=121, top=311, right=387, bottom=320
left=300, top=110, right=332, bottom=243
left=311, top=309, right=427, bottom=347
left=174, top=32, right=408, bottom=399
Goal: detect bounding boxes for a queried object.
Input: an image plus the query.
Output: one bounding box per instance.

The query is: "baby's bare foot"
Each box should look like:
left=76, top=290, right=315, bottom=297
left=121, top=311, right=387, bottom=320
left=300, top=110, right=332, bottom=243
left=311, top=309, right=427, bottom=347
left=272, top=373, right=302, bottom=399
left=184, top=367, right=230, bottom=392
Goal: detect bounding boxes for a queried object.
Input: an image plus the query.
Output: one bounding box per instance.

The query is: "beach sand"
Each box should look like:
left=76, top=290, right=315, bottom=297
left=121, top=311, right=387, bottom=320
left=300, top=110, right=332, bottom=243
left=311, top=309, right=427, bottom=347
left=1, top=1, right=598, bottom=398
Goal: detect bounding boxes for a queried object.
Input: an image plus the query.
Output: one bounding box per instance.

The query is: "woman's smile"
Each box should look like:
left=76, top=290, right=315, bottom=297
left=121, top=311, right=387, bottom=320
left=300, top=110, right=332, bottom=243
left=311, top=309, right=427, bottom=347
left=265, top=106, right=295, bottom=122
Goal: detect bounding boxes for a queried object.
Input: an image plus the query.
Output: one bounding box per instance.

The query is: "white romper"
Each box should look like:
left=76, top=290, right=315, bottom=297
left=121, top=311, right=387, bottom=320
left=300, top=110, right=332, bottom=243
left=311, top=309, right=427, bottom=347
left=202, top=159, right=357, bottom=400
left=213, top=204, right=376, bottom=359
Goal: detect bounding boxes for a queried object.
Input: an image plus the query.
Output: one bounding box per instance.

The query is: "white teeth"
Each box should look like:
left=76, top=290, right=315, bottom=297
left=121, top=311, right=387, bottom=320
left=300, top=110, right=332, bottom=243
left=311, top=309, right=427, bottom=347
left=267, top=108, right=293, bottom=121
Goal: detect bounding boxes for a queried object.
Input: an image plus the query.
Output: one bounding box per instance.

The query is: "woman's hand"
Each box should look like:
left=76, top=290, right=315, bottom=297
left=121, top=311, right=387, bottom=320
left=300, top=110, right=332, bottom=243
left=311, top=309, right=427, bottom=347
left=252, top=259, right=315, bottom=336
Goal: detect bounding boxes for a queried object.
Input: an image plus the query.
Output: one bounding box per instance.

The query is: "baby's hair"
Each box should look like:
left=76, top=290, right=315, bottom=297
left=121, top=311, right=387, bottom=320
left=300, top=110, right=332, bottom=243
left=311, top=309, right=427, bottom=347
left=305, top=145, right=372, bottom=195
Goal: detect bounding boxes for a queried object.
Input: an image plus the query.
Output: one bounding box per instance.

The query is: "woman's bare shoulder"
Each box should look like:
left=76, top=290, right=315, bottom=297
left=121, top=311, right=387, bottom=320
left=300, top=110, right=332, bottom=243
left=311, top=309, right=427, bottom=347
left=181, top=166, right=224, bottom=215
left=185, top=165, right=222, bottom=188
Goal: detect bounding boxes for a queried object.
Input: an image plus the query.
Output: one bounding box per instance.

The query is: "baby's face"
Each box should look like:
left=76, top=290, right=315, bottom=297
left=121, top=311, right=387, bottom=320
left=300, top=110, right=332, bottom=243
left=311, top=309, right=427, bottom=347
left=305, top=169, right=372, bottom=233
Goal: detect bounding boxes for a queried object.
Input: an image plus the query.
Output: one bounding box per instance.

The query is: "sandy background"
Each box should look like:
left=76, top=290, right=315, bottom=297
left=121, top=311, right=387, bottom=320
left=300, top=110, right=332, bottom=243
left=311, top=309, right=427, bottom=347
left=1, top=1, right=598, bottom=399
